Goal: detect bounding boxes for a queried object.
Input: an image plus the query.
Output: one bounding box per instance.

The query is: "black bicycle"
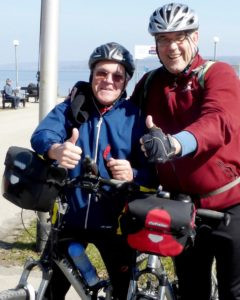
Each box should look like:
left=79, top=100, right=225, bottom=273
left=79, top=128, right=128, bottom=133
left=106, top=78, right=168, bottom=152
left=0, top=154, right=229, bottom=300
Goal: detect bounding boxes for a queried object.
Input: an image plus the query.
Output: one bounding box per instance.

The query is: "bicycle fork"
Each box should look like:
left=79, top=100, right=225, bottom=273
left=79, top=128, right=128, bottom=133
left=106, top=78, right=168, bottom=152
left=127, top=254, right=177, bottom=300
left=16, top=258, right=52, bottom=300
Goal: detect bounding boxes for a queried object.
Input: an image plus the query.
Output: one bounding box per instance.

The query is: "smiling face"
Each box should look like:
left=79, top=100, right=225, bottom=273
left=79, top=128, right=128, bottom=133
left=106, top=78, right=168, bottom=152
left=155, top=30, right=199, bottom=74
left=91, top=61, right=126, bottom=106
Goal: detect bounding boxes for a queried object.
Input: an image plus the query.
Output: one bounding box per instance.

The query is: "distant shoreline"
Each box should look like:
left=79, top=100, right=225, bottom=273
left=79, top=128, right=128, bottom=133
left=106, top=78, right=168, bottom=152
left=0, top=56, right=240, bottom=71
left=0, top=57, right=239, bottom=97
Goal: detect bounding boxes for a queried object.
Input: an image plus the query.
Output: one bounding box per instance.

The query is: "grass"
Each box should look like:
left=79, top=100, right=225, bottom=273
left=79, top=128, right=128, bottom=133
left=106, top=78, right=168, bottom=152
left=0, top=220, right=108, bottom=275
left=0, top=220, right=40, bottom=266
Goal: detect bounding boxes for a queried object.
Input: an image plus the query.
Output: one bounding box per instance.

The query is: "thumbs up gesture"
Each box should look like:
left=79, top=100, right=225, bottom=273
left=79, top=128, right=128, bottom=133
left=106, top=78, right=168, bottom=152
left=140, top=116, right=180, bottom=163
left=48, top=128, right=82, bottom=169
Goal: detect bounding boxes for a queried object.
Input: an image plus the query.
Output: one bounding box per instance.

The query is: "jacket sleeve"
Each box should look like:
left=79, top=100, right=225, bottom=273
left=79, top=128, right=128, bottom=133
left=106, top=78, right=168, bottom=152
left=30, top=100, right=72, bottom=155
left=185, top=62, right=240, bottom=156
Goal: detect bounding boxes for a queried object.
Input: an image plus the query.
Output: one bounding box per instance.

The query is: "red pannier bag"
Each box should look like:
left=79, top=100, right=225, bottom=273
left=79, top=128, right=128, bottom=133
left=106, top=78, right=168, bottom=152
left=120, top=194, right=196, bottom=257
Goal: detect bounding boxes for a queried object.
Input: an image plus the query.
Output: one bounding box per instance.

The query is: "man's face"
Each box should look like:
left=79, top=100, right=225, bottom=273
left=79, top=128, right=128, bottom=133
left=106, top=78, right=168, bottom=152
left=91, top=61, right=126, bottom=106
left=155, top=31, right=199, bottom=74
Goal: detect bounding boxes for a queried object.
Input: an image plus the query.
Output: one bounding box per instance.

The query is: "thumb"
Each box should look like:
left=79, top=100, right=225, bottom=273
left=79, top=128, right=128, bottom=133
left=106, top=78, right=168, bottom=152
left=146, top=115, right=155, bottom=129
left=68, top=128, right=79, bottom=145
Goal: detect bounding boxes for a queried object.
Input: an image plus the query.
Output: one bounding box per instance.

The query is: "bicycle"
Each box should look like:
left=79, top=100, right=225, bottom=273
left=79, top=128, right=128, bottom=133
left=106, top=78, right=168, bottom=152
left=0, top=155, right=229, bottom=300
left=124, top=184, right=229, bottom=300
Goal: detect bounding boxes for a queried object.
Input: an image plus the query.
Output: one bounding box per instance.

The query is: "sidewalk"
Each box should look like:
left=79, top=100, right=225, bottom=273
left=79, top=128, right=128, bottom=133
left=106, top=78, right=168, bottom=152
left=0, top=101, right=80, bottom=298
left=0, top=265, right=80, bottom=299
left=0, top=102, right=39, bottom=241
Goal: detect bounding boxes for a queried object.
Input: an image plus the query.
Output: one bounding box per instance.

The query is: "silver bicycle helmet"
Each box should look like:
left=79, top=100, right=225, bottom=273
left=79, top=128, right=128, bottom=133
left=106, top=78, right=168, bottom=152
left=88, top=42, right=135, bottom=79
left=148, top=3, right=199, bottom=35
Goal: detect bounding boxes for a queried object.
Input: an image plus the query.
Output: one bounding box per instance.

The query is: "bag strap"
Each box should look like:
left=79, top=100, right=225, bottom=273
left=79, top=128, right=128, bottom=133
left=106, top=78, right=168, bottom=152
left=133, top=68, right=160, bottom=113
left=201, top=176, right=240, bottom=198
left=192, top=60, right=216, bottom=88
left=143, top=68, right=159, bottom=100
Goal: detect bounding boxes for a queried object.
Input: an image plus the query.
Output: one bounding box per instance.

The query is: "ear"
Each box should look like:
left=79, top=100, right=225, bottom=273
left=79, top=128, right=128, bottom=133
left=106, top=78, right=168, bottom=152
left=192, top=30, right=199, bottom=44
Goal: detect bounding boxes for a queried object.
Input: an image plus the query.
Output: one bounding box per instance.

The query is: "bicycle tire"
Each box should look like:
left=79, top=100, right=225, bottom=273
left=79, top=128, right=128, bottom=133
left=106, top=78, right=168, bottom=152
left=0, top=288, right=28, bottom=300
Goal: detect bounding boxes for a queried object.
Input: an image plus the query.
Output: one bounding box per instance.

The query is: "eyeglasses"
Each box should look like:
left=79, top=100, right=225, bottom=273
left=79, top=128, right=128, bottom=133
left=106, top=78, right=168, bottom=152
left=94, top=70, right=125, bottom=83
left=156, top=33, right=188, bottom=47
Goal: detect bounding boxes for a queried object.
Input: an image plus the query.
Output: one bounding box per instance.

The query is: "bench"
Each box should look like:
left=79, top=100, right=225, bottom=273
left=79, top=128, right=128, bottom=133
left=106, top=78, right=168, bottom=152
left=1, top=90, right=26, bottom=109
left=21, top=85, right=39, bottom=102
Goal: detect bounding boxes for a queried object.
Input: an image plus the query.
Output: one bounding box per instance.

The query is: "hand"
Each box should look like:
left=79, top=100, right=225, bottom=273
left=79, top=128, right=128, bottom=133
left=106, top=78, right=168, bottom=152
left=106, top=158, right=133, bottom=181
left=140, top=116, right=181, bottom=163
left=48, top=128, right=82, bottom=169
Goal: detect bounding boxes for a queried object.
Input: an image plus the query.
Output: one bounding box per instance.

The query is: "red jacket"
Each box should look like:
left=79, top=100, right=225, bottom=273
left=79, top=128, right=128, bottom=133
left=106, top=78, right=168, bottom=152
left=132, top=54, right=240, bottom=210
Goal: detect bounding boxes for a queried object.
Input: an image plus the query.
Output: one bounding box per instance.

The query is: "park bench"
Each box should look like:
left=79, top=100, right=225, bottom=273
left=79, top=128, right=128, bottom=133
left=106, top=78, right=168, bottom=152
left=1, top=90, right=26, bottom=109
left=21, top=84, right=39, bottom=102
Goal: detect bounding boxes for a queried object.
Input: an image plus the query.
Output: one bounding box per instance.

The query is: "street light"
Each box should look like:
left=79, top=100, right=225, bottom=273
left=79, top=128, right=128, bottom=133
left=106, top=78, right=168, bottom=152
left=213, top=36, right=219, bottom=61
left=13, top=39, right=20, bottom=87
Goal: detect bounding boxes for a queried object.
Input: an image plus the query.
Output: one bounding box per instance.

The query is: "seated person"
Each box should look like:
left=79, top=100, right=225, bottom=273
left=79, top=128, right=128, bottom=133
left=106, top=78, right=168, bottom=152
left=3, top=79, right=21, bottom=109
left=27, top=83, right=38, bottom=96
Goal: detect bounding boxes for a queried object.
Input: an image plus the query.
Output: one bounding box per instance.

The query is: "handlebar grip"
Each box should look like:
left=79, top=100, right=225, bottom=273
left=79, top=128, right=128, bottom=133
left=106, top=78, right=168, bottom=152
left=196, top=209, right=231, bottom=226
left=99, top=178, right=127, bottom=187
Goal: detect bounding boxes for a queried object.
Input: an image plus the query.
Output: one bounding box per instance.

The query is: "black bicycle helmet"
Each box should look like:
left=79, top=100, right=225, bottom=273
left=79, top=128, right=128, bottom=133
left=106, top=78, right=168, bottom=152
left=148, top=3, right=199, bottom=35
left=88, top=42, right=135, bottom=79
left=2, top=146, right=67, bottom=212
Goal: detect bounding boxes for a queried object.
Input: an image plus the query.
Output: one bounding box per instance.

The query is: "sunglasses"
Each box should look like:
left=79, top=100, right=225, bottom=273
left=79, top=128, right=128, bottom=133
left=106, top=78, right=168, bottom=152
left=94, top=70, right=125, bottom=83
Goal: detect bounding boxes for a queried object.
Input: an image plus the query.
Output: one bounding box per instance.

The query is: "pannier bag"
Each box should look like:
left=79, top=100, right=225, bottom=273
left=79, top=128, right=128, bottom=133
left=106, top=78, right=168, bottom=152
left=2, top=146, right=67, bottom=212
left=120, top=194, right=196, bottom=256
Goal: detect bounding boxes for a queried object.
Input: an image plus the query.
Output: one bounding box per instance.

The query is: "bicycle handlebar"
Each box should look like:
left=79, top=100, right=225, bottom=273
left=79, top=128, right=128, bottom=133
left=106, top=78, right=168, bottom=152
left=196, top=208, right=231, bottom=226
left=59, top=156, right=231, bottom=225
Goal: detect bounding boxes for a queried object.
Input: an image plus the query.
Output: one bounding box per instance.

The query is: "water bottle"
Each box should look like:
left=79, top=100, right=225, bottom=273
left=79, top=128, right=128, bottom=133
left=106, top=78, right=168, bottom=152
left=68, top=242, right=100, bottom=286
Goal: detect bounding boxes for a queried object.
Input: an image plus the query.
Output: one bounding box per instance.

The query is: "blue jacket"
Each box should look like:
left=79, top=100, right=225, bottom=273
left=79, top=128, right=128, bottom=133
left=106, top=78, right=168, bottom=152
left=31, top=89, right=153, bottom=230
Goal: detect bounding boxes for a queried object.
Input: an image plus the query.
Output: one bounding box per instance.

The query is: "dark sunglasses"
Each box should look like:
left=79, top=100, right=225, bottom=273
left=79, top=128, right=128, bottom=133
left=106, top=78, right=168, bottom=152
left=94, top=70, right=125, bottom=83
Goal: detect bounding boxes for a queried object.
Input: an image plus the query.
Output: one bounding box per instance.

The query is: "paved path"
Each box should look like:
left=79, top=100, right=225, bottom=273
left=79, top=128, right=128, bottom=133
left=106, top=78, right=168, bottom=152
left=0, top=101, right=80, bottom=299
left=0, top=101, right=39, bottom=241
left=0, top=265, right=80, bottom=299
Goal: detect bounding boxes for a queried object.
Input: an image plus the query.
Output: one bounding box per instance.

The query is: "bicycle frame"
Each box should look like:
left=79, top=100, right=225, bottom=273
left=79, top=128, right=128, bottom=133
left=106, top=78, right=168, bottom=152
left=14, top=241, right=111, bottom=300
left=11, top=193, right=112, bottom=300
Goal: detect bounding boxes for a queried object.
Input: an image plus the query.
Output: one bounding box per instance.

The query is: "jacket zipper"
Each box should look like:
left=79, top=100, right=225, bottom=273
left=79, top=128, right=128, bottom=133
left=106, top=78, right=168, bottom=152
left=84, top=115, right=103, bottom=229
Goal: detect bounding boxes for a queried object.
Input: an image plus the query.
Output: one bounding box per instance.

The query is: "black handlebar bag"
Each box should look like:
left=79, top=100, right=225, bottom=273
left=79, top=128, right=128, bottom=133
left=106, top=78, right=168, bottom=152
left=119, top=194, right=196, bottom=256
left=2, top=146, right=67, bottom=212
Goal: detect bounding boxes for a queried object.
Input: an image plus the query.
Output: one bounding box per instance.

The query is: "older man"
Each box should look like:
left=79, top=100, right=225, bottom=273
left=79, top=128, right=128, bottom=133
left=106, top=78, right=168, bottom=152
left=3, top=79, right=20, bottom=109
left=132, top=3, right=240, bottom=300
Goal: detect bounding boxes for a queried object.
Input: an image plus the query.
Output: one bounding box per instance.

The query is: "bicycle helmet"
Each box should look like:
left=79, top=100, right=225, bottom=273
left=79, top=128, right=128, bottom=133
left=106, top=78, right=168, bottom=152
left=2, top=146, right=67, bottom=212
left=88, top=42, right=135, bottom=79
left=148, top=3, right=199, bottom=35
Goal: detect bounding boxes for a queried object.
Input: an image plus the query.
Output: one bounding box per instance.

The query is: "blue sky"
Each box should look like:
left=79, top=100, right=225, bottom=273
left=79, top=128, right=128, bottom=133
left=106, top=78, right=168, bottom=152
left=1, top=0, right=240, bottom=66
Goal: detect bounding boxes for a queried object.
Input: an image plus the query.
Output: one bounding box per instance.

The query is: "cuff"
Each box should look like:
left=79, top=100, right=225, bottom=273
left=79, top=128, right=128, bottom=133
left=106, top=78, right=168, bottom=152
left=173, top=131, right=197, bottom=157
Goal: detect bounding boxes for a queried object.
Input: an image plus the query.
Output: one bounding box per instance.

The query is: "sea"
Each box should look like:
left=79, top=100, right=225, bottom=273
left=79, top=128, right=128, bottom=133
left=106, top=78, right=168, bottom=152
left=0, top=56, right=239, bottom=98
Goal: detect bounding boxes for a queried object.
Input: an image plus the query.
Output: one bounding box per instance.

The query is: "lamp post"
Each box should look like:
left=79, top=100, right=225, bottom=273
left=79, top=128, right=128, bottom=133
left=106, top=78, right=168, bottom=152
left=213, top=36, right=219, bottom=61
left=13, top=39, right=20, bottom=87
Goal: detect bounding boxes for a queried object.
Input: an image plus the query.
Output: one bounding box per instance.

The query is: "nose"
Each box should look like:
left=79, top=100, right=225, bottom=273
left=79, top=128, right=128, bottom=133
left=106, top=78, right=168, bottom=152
left=168, top=40, right=179, bottom=50
left=104, top=73, right=114, bottom=84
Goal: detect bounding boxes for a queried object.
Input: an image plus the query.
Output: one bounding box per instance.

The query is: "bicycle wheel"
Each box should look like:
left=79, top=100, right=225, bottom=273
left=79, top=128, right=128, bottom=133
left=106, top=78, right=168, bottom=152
left=0, top=288, right=28, bottom=300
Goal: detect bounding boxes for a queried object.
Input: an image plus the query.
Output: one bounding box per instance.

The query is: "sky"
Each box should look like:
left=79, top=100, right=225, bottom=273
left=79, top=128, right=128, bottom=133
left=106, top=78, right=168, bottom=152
left=1, top=0, right=240, bottom=67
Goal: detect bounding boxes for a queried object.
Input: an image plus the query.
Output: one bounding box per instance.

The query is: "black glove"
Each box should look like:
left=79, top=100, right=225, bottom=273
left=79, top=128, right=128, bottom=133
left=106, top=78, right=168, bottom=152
left=141, top=127, right=176, bottom=163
